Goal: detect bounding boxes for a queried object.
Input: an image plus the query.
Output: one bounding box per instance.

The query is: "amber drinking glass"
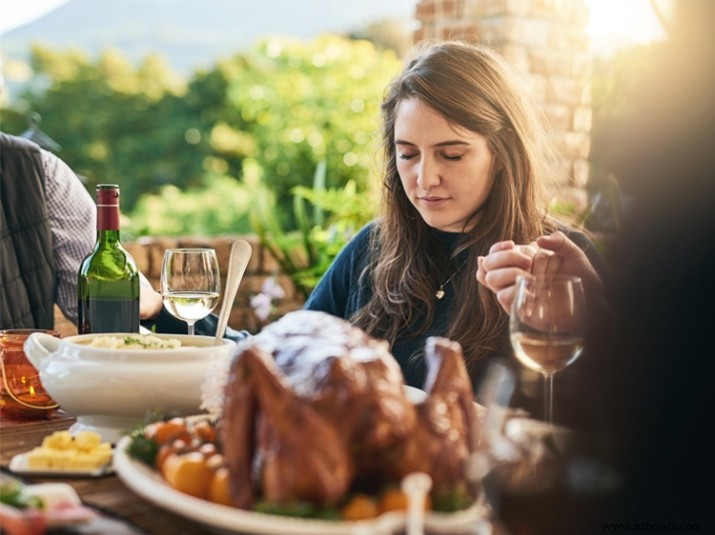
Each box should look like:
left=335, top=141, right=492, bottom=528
left=0, top=329, right=61, bottom=419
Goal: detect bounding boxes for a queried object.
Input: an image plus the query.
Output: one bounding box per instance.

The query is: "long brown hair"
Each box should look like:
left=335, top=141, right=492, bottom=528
left=351, top=40, right=559, bottom=374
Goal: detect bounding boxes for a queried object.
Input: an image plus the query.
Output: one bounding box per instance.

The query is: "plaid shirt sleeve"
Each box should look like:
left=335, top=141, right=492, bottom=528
left=41, top=150, right=96, bottom=325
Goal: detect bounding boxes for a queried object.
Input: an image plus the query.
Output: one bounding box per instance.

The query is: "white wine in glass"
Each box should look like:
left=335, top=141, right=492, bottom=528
left=510, top=275, right=586, bottom=424
left=161, top=248, right=221, bottom=336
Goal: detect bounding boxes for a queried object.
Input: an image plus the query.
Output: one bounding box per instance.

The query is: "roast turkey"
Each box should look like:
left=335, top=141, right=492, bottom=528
left=218, top=310, right=480, bottom=510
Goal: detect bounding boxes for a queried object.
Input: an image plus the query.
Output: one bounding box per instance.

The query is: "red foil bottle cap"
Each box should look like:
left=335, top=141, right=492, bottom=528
left=96, top=184, right=120, bottom=230
left=96, top=184, right=119, bottom=205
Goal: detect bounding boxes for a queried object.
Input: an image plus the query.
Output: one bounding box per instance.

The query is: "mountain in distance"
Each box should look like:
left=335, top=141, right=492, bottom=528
left=1, top=0, right=417, bottom=78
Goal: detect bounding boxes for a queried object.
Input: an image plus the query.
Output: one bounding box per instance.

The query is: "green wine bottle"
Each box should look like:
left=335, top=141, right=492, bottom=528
left=77, top=184, right=139, bottom=334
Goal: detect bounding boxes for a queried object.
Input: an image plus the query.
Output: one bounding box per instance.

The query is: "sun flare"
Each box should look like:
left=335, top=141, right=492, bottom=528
left=585, top=0, right=672, bottom=54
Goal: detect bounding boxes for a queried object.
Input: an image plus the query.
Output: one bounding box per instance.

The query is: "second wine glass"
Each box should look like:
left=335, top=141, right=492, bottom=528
left=160, top=248, right=221, bottom=336
left=509, top=274, right=586, bottom=425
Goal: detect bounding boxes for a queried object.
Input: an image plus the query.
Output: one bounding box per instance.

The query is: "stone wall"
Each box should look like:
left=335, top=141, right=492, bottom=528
left=412, top=0, right=592, bottom=208
left=53, top=235, right=305, bottom=338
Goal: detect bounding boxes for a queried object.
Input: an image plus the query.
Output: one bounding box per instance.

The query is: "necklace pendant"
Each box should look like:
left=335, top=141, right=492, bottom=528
left=435, top=288, right=445, bottom=300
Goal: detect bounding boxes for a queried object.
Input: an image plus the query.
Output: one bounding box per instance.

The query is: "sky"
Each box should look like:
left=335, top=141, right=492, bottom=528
left=0, top=0, right=669, bottom=50
left=0, top=0, right=70, bottom=35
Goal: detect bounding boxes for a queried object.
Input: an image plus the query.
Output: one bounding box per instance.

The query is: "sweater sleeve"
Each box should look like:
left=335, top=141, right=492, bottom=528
left=303, top=222, right=375, bottom=319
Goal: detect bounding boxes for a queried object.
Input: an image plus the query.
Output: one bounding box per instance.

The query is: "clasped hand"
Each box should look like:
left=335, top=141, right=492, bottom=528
left=476, top=231, right=603, bottom=313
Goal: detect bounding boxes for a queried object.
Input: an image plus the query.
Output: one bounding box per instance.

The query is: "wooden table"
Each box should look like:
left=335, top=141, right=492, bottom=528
left=0, top=411, right=212, bottom=535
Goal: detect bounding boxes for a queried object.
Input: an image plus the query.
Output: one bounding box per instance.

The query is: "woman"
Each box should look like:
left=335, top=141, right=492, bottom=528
left=304, top=40, right=604, bottom=390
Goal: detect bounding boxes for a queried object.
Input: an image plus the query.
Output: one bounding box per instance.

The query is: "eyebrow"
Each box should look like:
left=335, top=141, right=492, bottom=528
left=394, top=139, right=470, bottom=148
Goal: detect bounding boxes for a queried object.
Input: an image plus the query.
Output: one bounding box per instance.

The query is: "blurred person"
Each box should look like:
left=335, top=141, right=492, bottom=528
left=492, top=2, right=715, bottom=533
left=583, top=0, right=715, bottom=528
left=304, top=41, right=607, bottom=394
left=481, top=3, right=715, bottom=530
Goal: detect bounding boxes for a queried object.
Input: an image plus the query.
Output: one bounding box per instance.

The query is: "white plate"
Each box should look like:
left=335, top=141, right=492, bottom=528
left=9, top=452, right=114, bottom=477
left=114, top=433, right=491, bottom=535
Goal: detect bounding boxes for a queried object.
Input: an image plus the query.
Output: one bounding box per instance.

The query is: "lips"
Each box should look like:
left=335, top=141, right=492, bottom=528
left=419, top=196, right=448, bottom=206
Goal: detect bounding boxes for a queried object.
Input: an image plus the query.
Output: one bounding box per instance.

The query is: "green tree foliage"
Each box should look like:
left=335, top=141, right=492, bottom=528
left=2, top=37, right=399, bottom=237
left=224, top=35, right=398, bottom=221
left=6, top=44, right=204, bottom=210
left=250, top=161, right=378, bottom=298
left=126, top=172, right=253, bottom=239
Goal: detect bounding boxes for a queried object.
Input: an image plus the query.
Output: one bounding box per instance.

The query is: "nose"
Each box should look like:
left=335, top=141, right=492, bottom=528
left=416, top=155, right=440, bottom=191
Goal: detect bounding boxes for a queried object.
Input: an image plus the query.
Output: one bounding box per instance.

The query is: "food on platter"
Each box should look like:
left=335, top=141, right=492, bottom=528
left=86, top=334, right=184, bottom=349
left=127, top=417, right=231, bottom=503
left=127, top=310, right=480, bottom=519
left=10, top=431, right=112, bottom=474
left=221, top=310, right=480, bottom=511
left=127, top=416, right=440, bottom=520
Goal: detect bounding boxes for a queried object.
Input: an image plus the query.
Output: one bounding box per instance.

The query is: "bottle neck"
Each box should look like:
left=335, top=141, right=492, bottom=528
left=97, top=204, right=121, bottom=244
left=97, top=203, right=120, bottom=232
left=96, top=185, right=121, bottom=238
left=97, top=228, right=121, bottom=244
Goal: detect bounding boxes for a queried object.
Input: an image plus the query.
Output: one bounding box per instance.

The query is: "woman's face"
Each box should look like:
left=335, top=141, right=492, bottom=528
left=394, top=98, right=496, bottom=233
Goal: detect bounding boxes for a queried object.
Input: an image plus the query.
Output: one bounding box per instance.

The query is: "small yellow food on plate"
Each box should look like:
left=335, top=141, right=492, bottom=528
left=42, top=430, right=73, bottom=449
left=25, top=430, right=112, bottom=470
left=74, top=430, right=102, bottom=451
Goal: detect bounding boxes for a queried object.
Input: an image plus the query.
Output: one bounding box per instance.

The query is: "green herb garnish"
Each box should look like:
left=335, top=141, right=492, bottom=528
left=254, top=500, right=341, bottom=520
left=0, top=480, right=44, bottom=509
left=125, top=427, right=159, bottom=467
left=430, top=488, right=474, bottom=512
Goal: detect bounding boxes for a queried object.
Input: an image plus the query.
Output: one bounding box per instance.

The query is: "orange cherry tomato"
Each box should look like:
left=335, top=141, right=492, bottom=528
left=340, top=494, right=379, bottom=521
left=192, top=420, right=216, bottom=443
left=162, top=451, right=213, bottom=499
left=198, top=442, right=218, bottom=458
left=150, top=417, right=190, bottom=445
left=208, top=466, right=233, bottom=506
left=378, top=488, right=409, bottom=513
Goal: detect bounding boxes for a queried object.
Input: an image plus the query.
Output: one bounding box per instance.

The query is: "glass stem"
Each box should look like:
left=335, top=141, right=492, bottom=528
left=543, top=373, right=554, bottom=425
left=186, top=322, right=195, bottom=336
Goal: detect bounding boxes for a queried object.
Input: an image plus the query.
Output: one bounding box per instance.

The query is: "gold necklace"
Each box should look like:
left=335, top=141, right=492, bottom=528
left=435, top=262, right=465, bottom=300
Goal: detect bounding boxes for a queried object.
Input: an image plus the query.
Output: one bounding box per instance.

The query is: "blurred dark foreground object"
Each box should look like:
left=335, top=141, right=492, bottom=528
left=567, top=1, right=715, bottom=532
left=476, top=362, right=619, bottom=535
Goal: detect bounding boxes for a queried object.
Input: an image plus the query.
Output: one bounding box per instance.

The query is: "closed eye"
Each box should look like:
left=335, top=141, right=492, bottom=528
left=442, top=153, right=464, bottom=161
left=399, top=153, right=417, bottom=161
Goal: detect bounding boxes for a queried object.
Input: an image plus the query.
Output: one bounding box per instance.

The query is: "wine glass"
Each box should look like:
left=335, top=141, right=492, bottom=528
left=509, top=274, right=586, bottom=424
left=160, top=248, right=221, bottom=336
